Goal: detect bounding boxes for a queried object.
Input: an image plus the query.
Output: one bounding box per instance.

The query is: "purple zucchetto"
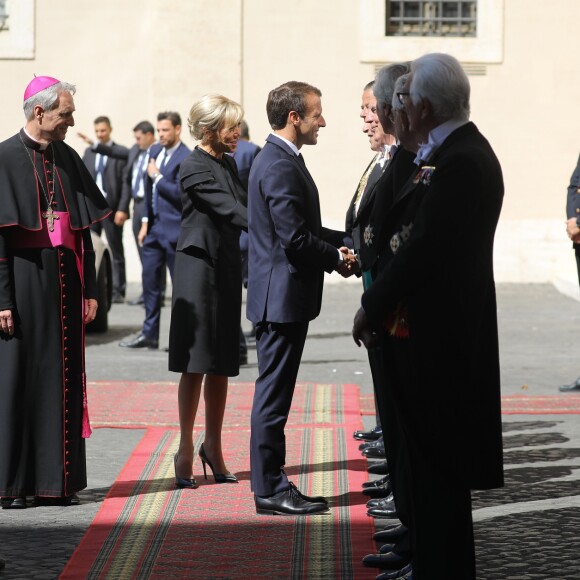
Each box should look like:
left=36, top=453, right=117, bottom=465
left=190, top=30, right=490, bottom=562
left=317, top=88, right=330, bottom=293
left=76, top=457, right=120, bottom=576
left=23, top=75, right=60, bottom=101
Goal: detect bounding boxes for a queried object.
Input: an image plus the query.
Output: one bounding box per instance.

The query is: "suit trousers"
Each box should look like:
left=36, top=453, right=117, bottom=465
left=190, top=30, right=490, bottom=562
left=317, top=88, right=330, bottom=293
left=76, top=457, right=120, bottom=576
left=141, top=222, right=176, bottom=342
left=250, top=321, right=309, bottom=497
left=91, top=215, right=126, bottom=298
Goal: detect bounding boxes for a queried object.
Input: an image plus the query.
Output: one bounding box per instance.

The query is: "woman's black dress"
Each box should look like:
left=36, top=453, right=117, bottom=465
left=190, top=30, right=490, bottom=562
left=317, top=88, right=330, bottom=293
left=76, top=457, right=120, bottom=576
left=169, top=147, right=248, bottom=376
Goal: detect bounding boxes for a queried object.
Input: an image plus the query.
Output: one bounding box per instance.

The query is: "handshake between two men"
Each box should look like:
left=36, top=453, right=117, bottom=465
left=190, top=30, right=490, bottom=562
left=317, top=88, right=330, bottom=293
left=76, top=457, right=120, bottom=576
left=337, top=246, right=359, bottom=278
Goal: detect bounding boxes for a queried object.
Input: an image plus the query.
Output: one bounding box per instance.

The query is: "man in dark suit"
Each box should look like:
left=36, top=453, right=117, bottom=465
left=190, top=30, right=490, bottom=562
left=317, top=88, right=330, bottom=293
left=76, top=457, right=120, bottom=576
left=560, top=153, right=580, bottom=391
left=247, top=81, right=354, bottom=515
left=353, top=54, right=505, bottom=579
left=79, top=116, right=129, bottom=302
left=119, top=111, right=190, bottom=349
left=119, top=121, right=157, bottom=305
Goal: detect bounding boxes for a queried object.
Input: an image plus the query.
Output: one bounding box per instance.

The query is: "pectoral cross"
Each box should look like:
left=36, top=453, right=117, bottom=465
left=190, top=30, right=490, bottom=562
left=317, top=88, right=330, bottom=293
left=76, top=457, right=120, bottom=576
left=42, top=206, right=60, bottom=232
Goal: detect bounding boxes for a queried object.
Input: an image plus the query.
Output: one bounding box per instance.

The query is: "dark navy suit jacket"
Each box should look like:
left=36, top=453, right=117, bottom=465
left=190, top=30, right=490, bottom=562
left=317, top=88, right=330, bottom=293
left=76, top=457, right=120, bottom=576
left=247, top=134, right=348, bottom=324
left=145, top=142, right=190, bottom=245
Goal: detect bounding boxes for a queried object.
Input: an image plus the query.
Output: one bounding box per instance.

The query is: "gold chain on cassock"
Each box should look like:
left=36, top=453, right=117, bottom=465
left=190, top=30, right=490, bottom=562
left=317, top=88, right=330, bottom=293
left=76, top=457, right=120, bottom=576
left=18, top=134, right=60, bottom=232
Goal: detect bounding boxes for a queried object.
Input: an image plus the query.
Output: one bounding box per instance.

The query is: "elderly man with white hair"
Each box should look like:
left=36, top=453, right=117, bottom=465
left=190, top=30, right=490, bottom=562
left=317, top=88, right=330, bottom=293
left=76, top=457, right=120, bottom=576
left=354, top=53, right=505, bottom=579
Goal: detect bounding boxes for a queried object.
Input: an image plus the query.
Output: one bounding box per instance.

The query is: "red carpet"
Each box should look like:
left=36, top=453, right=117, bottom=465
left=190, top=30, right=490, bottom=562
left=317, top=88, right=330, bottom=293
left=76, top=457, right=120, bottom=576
left=500, top=394, right=580, bottom=414
left=361, top=393, right=580, bottom=415
left=87, top=381, right=363, bottom=428
left=62, top=383, right=377, bottom=579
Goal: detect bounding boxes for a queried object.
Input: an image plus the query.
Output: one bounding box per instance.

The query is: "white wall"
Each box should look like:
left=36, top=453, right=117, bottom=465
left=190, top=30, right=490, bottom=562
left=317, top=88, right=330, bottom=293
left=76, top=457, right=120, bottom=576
left=0, top=0, right=578, bottom=284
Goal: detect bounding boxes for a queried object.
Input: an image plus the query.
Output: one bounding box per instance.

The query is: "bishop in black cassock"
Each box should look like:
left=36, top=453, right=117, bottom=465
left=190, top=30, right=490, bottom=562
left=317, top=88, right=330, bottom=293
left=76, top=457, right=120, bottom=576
left=0, top=76, right=110, bottom=507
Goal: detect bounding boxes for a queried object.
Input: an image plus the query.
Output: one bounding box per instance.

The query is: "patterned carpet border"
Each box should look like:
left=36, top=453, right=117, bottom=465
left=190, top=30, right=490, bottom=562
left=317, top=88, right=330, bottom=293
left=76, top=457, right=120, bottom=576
left=360, top=393, right=580, bottom=415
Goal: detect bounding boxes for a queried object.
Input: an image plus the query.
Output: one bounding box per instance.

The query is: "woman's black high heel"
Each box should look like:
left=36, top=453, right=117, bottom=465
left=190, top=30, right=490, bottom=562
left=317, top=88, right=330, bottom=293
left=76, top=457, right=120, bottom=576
left=174, top=454, right=197, bottom=489
left=198, top=444, right=238, bottom=483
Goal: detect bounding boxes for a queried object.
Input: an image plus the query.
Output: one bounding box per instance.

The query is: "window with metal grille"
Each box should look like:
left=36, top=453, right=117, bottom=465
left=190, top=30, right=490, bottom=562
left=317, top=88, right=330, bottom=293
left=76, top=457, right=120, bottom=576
left=386, top=1, right=477, bottom=37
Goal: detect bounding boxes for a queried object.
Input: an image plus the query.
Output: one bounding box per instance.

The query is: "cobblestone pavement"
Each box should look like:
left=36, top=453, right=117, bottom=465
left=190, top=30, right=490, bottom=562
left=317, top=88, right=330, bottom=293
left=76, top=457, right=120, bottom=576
left=1, top=283, right=580, bottom=578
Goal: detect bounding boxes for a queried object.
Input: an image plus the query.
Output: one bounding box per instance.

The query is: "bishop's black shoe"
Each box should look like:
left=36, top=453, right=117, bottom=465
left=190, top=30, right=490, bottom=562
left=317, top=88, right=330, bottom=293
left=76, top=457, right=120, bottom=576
left=1, top=497, right=26, bottom=509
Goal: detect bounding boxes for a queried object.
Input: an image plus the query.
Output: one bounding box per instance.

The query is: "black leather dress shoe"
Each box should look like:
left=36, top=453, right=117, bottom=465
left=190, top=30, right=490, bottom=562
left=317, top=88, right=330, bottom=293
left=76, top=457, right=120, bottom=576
left=255, top=486, right=329, bottom=516
left=288, top=481, right=328, bottom=505
left=359, top=436, right=383, bottom=451
left=559, top=376, right=580, bottom=392
left=363, top=445, right=386, bottom=459
left=376, top=562, right=413, bottom=579
left=112, top=293, right=125, bottom=304
left=378, top=542, right=396, bottom=554
left=362, top=550, right=411, bottom=569
left=127, top=296, right=145, bottom=306
left=353, top=425, right=382, bottom=441
left=368, top=461, right=389, bottom=475
left=367, top=492, right=394, bottom=509
left=363, top=474, right=390, bottom=489
left=119, top=334, right=159, bottom=349
left=1, top=497, right=26, bottom=509
left=362, top=480, right=392, bottom=498
left=367, top=499, right=397, bottom=519
left=374, top=523, right=407, bottom=542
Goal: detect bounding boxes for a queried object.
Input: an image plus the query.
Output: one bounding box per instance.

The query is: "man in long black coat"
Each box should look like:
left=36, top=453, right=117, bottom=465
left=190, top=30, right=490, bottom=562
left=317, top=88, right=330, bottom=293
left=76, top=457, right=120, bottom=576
left=353, top=53, right=505, bottom=579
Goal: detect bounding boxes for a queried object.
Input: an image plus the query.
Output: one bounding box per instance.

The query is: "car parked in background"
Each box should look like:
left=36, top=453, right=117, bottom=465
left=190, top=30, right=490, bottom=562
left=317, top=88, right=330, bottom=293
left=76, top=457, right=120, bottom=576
left=87, top=231, right=112, bottom=333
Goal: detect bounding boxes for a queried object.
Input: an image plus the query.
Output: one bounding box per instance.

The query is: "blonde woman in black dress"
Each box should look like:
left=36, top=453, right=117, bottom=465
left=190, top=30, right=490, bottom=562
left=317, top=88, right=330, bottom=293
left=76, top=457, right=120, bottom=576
left=169, top=95, right=248, bottom=488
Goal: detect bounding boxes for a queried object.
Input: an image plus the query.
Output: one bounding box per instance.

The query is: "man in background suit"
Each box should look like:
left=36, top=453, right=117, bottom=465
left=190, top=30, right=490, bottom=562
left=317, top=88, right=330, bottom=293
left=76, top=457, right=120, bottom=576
left=119, top=111, right=190, bottom=349
left=354, top=53, right=504, bottom=579
left=79, top=116, right=129, bottom=303
left=247, top=81, right=355, bottom=516
left=121, top=121, right=157, bottom=305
